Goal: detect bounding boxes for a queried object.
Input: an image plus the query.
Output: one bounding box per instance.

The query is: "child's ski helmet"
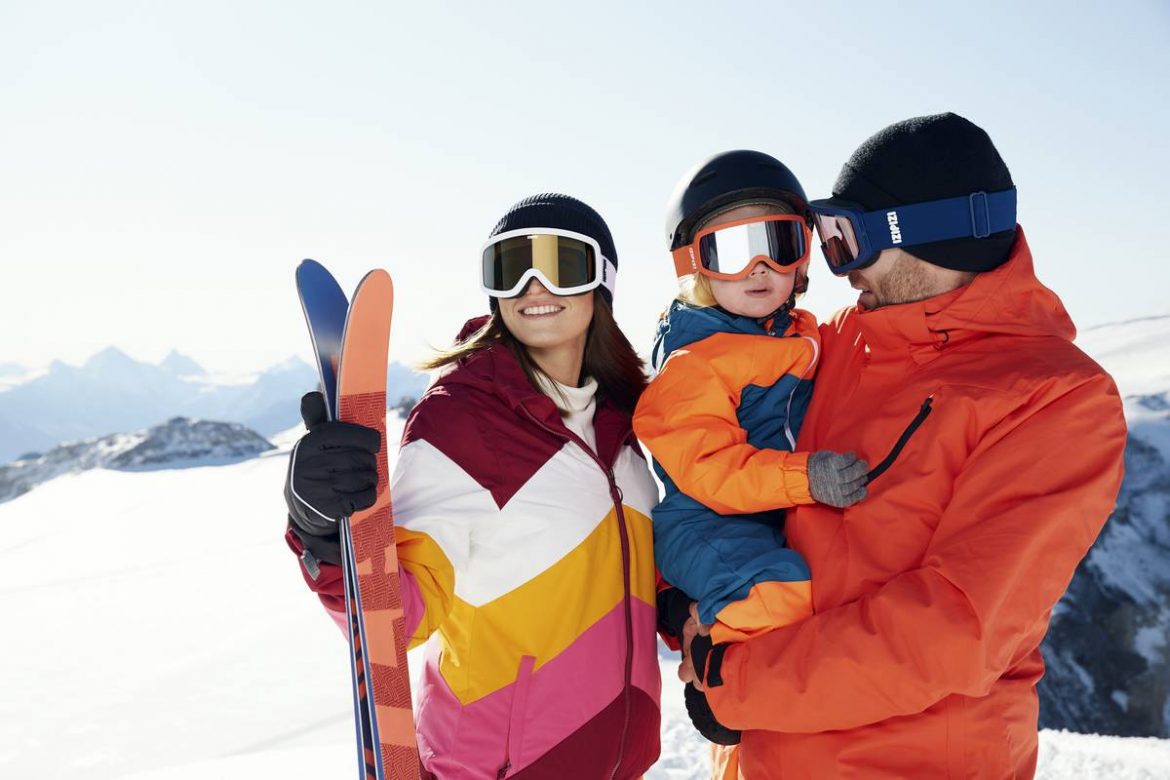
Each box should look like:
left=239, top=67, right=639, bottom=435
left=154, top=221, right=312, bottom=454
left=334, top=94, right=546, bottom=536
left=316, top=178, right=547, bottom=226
left=665, top=150, right=809, bottom=252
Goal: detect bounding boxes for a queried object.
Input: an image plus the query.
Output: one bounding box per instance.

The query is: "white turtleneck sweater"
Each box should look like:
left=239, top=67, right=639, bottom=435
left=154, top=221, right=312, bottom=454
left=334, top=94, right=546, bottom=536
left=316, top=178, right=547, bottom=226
left=535, top=373, right=599, bottom=454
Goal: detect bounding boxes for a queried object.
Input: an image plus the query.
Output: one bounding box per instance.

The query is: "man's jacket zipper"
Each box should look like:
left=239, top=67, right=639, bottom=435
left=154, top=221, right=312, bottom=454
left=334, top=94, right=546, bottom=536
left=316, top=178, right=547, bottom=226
left=867, top=396, right=934, bottom=483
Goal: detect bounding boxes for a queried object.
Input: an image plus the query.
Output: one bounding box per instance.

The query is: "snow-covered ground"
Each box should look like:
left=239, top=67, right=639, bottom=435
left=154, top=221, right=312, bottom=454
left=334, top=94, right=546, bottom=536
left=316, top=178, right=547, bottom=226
left=2, top=415, right=1167, bottom=779
left=3, top=315, right=1170, bottom=778
left=111, top=731, right=1170, bottom=780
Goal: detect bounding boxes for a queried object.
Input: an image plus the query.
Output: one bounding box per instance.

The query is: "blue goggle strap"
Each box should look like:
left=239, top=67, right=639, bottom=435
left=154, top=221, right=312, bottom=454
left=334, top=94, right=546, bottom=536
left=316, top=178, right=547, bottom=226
left=859, top=188, right=1017, bottom=252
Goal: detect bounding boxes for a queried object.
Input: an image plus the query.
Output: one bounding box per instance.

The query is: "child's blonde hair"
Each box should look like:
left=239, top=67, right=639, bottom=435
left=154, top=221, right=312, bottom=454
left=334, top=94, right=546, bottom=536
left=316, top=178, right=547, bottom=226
left=677, top=273, right=719, bottom=308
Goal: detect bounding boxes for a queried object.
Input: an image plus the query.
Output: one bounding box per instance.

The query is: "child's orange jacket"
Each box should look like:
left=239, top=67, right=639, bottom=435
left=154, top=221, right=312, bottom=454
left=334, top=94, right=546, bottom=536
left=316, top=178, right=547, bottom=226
left=634, top=301, right=820, bottom=642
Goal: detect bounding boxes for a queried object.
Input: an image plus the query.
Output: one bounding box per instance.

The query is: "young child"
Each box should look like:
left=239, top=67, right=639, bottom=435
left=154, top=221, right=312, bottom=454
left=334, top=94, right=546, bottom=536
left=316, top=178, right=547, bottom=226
left=634, top=150, right=868, bottom=744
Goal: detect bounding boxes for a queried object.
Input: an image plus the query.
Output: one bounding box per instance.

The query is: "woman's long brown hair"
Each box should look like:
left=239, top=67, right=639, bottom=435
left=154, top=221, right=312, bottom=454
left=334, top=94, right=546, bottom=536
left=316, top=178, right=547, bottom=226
left=419, top=290, right=647, bottom=416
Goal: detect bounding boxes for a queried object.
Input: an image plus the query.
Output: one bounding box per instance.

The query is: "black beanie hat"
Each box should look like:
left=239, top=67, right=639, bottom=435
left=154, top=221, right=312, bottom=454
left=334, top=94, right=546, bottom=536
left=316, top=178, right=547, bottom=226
left=488, top=193, right=619, bottom=305
left=832, top=112, right=1016, bottom=272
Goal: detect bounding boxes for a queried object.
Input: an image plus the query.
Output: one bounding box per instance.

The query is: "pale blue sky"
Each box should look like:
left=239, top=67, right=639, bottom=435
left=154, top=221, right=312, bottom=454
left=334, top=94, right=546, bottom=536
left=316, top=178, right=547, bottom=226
left=2, top=1, right=1167, bottom=373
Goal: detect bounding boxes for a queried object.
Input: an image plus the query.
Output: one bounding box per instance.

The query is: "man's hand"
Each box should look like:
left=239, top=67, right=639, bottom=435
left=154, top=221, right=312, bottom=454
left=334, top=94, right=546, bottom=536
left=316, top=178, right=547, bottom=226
left=679, top=603, right=712, bottom=691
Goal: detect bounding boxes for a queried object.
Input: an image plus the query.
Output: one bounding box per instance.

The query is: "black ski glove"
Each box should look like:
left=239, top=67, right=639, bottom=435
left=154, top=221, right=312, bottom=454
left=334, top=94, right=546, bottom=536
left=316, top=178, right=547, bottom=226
left=660, top=589, right=741, bottom=744
left=284, top=391, right=381, bottom=553
left=684, top=682, right=741, bottom=745
left=684, top=632, right=737, bottom=742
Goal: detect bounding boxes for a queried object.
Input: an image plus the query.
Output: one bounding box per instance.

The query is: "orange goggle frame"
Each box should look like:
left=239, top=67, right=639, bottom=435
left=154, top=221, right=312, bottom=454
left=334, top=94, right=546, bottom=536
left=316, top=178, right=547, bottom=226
left=671, top=214, right=812, bottom=280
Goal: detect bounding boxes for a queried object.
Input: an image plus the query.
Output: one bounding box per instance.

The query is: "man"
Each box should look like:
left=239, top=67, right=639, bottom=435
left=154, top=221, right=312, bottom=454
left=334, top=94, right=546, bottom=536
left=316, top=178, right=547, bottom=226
left=672, top=113, right=1127, bottom=778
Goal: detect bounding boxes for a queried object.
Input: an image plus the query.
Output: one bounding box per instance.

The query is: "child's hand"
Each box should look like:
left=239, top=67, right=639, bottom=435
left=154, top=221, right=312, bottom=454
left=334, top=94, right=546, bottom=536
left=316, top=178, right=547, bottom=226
left=679, top=603, right=713, bottom=690
left=808, top=451, right=869, bottom=508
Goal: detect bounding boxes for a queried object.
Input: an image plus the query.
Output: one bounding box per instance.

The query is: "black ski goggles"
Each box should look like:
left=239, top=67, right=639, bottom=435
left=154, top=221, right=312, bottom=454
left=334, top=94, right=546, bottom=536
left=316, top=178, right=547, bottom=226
left=671, top=215, right=811, bottom=279
left=481, top=228, right=617, bottom=298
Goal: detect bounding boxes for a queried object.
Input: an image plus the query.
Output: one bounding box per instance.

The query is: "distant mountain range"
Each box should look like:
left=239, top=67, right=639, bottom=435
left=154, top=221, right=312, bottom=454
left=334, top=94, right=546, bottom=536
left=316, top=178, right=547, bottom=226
left=0, top=348, right=431, bottom=464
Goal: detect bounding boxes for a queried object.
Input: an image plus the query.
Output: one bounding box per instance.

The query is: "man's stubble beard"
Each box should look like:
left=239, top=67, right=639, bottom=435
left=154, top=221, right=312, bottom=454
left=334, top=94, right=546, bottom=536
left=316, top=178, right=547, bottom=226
left=868, top=252, right=938, bottom=310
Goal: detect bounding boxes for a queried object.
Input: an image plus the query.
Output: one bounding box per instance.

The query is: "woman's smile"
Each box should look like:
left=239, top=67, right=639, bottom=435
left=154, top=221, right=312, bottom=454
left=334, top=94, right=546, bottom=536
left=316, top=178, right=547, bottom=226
left=518, top=303, right=565, bottom=318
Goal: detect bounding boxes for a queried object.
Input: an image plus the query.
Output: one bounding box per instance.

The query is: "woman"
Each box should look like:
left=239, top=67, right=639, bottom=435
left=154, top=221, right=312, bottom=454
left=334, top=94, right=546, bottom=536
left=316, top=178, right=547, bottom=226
left=284, top=194, right=662, bottom=779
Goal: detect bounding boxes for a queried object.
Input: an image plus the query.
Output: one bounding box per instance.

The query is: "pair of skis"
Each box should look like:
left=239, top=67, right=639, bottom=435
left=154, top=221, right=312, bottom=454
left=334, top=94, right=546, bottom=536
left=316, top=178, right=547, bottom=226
left=295, top=260, right=420, bottom=780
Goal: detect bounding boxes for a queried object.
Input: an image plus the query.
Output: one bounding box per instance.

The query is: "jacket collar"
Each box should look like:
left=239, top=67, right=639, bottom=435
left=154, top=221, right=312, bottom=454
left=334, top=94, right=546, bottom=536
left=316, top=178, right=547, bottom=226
left=652, top=300, right=798, bottom=370
left=437, top=316, right=634, bottom=466
left=854, top=226, right=1075, bottom=365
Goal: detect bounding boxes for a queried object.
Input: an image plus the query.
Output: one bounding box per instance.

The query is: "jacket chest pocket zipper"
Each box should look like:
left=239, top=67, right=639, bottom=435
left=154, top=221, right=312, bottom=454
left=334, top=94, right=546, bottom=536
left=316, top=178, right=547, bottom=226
left=866, top=396, right=934, bottom=483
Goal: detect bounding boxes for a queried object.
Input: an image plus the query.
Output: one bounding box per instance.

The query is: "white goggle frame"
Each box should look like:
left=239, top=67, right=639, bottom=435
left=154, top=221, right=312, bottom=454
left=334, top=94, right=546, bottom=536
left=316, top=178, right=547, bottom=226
left=480, top=227, right=617, bottom=299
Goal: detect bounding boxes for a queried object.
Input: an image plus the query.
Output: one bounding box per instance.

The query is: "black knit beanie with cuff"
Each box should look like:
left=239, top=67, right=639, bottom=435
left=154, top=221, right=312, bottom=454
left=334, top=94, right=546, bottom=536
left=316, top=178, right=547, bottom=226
left=831, top=113, right=1017, bottom=272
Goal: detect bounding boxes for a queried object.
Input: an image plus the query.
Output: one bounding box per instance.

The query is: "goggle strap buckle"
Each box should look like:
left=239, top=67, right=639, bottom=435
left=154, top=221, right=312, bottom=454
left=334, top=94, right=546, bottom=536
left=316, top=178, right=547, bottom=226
left=969, top=191, right=992, bottom=239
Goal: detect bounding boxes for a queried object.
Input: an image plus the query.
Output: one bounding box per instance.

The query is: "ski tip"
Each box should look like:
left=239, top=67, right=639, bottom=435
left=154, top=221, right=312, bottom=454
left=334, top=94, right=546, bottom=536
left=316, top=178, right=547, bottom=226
left=356, top=267, right=392, bottom=282
left=352, top=268, right=394, bottom=297
left=296, top=259, right=316, bottom=283
left=297, top=260, right=348, bottom=302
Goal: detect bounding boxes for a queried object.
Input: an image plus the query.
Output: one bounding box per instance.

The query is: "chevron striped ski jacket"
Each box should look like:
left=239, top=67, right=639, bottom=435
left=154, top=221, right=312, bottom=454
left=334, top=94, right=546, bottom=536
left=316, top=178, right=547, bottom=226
left=288, top=319, right=662, bottom=779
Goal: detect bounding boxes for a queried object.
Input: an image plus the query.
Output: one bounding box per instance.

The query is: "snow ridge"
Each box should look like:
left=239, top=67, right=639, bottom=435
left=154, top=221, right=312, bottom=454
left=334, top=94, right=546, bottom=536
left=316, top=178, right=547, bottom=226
left=0, top=417, right=274, bottom=504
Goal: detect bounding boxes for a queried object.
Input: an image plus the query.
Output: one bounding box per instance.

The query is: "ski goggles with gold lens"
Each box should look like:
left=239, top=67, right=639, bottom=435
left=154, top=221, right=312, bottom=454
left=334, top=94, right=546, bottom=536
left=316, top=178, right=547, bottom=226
left=670, top=215, right=811, bottom=280
left=809, top=188, right=1018, bottom=275
left=481, top=228, right=617, bottom=298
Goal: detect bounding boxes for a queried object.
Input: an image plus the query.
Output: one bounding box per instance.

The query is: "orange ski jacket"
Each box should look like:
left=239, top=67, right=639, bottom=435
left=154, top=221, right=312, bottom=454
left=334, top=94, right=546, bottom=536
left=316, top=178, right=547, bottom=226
left=703, top=228, right=1127, bottom=779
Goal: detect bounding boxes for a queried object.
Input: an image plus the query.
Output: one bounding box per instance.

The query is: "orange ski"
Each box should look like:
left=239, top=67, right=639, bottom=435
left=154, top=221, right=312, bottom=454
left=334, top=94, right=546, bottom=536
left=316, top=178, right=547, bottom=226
left=337, top=270, right=420, bottom=780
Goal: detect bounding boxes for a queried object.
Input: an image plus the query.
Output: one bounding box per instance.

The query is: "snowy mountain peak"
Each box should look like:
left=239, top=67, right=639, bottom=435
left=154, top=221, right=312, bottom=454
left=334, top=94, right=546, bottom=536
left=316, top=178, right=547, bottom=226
left=83, top=345, right=140, bottom=372
left=264, top=355, right=313, bottom=375
left=159, top=350, right=207, bottom=377
left=0, top=345, right=433, bottom=464
left=0, top=417, right=274, bottom=504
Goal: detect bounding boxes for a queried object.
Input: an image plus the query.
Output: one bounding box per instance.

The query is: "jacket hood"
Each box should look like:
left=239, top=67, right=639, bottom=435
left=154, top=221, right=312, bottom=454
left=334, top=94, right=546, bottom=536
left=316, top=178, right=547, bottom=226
left=651, top=301, right=793, bottom=371
left=856, top=226, right=1075, bottom=363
